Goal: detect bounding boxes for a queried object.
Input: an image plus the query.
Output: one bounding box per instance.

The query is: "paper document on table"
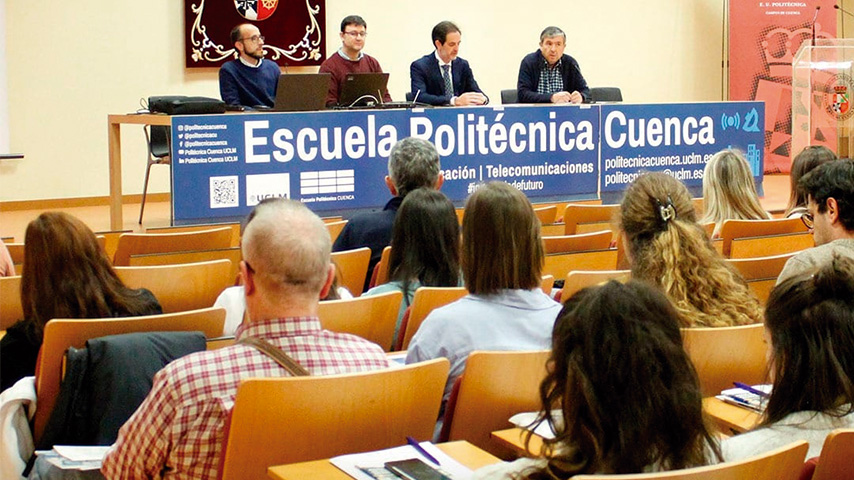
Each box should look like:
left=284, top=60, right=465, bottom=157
left=717, top=384, right=771, bottom=413
left=508, top=410, right=561, bottom=440
left=330, top=442, right=472, bottom=480
left=53, top=445, right=110, bottom=462
left=35, top=447, right=109, bottom=471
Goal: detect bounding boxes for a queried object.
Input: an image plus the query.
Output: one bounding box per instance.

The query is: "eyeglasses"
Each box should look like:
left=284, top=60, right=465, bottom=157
left=344, top=31, right=368, bottom=38
left=801, top=212, right=814, bottom=229
left=241, top=35, right=265, bottom=43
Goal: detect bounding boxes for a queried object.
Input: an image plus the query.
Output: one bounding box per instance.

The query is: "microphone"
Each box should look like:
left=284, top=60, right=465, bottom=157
left=835, top=4, right=854, bottom=18
left=812, top=6, right=820, bottom=46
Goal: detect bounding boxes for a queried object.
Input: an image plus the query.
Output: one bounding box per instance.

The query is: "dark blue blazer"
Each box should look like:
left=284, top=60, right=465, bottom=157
left=409, top=53, right=483, bottom=106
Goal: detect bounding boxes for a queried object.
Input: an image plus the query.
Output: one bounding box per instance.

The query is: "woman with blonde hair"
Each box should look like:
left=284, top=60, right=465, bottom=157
left=620, top=172, right=762, bottom=327
left=701, top=149, right=770, bottom=237
left=0, top=212, right=162, bottom=391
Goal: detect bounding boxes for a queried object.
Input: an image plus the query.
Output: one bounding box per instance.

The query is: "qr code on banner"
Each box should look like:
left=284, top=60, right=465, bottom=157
left=209, top=176, right=239, bottom=209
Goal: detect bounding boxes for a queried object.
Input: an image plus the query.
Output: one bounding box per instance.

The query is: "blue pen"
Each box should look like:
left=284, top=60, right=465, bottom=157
left=406, top=436, right=441, bottom=466
left=733, top=382, right=770, bottom=398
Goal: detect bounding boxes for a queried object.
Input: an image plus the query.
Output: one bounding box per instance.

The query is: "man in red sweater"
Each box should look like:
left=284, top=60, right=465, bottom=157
left=319, top=15, right=392, bottom=106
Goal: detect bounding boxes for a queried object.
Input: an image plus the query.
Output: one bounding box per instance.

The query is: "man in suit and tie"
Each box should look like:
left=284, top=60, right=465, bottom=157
left=410, top=21, right=488, bottom=106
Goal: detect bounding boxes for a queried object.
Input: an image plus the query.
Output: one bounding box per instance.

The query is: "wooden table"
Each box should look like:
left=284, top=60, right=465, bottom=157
left=492, top=399, right=761, bottom=458
left=267, top=441, right=501, bottom=480
left=107, top=113, right=171, bottom=230
left=491, top=428, right=545, bottom=458
left=703, top=397, right=761, bottom=435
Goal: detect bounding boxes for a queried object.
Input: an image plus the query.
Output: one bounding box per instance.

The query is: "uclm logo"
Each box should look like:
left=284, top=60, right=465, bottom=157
left=234, top=0, right=278, bottom=21
left=246, top=173, right=290, bottom=206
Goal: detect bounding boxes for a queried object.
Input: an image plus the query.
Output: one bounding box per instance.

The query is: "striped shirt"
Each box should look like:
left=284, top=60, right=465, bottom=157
left=101, top=316, right=389, bottom=480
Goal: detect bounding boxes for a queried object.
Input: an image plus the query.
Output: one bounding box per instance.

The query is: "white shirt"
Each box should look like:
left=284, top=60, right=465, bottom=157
left=213, top=285, right=354, bottom=335
left=722, top=406, right=854, bottom=461
left=405, top=288, right=561, bottom=402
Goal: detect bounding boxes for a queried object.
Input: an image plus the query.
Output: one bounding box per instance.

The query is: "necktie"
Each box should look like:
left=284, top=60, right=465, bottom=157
left=442, top=64, right=453, bottom=97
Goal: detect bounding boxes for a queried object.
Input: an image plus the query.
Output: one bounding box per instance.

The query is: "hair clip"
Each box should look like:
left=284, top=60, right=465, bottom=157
left=657, top=196, right=677, bottom=224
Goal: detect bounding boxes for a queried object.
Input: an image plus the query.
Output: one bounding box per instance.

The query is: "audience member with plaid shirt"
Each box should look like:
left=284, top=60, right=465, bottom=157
left=101, top=199, right=390, bottom=479
left=517, top=26, right=590, bottom=104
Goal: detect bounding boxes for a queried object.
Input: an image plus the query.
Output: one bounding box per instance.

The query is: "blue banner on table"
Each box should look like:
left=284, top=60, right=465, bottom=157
left=170, top=105, right=601, bottom=223
left=599, top=102, right=765, bottom=194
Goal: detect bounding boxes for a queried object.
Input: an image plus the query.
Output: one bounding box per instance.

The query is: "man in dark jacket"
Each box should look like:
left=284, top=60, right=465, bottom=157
left=517, top=26, right=589, bottom=104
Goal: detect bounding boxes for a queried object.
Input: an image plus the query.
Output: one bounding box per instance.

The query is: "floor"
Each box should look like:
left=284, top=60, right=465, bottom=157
left=0, top=174, right=791, bottom=242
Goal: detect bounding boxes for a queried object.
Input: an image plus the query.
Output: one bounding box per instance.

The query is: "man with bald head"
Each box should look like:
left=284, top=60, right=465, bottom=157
left=102, top=199, right=389, bottom=479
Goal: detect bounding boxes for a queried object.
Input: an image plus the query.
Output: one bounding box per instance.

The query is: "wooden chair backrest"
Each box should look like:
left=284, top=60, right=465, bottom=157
left=331, top=247, right=371, bottom=297
left=447, top=350, right=550, bottom=454
left=720, top=218, right=808, bottom=257
left=455, top=207, right=465, bottom=224
left=727, top=253, right=795, bottom=305
left=115, top=260, right=233, bottom=313
left=811, top=428, right=854, bottom=480
left=542, top=249, right=619, bottom=281
left=563, top=204, right=619, bottom=235
left=218, top=358, right=450, bottom=480
left=574, top=440, right=808, bottom=480
left=318, top=291, right=403, bottom=351
left=206, top=336, right=236, bottom=350
left=692, top=198, right=704, bottom=217
left=372, top=246, right=392, bottom=288
left=400, top=287, right=468, bottom=350
left=33, top=307, right=226, bottom=442
left=93, top=230, right=132, bottom=261
left=0, top=275, right=23, bottom=331
left=321, top=216, right=344, bottom=224
left=729, top=232, right=813, bottom=259
left=6, top=242, right=24, bottom=268
left=113, top=227, right=234, bottom=266
left=534, top=205, right=558, bottom=225
left=146, top=223, right=241, bottom=247
left=129, top=247, right=242, bottom=283
left=563, top=270, right=631, bottom=302
left=542, top=231, right=613, bottom=254
left=541, top=223, right=566, bottom=237
left=541, top=275, right=555, bottom=296
left=325, top=220, right=348, bottom=244
left=682, top=323, right=768, bottom=397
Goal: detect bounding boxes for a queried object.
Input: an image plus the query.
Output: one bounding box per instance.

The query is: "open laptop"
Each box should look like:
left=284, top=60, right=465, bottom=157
left=273, top=73, right=330, bottom=112
left=336, top=73, right=390, bottom=108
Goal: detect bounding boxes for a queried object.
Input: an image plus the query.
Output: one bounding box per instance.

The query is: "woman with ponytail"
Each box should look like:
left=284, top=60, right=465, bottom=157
left=618, top=172, right=762, bottom=327
left=723, top=255, right=854, bottom=460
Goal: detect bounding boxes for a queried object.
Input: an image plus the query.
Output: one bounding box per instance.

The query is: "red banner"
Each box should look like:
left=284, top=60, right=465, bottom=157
left=184, top=0, right=325, bottom=68
left=729, top=1, right=836, bottom=173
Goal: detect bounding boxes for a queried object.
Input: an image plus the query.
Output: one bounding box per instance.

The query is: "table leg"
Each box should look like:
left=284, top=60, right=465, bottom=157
left=108, top=120, right=123, bottom=230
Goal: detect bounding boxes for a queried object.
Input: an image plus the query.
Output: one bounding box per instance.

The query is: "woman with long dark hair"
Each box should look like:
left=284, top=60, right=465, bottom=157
left=0, top=212, right=162, bottom=391
left=363, top=188, right=461, bottom=344
left=473, top=280, right=721, bottom=478
left=723, top=255, right=854, bottom=460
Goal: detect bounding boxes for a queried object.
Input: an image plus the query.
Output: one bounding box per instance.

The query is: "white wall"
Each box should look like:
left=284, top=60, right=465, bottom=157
left=0, top=0, right=9, bottom=155
left=2, top=0, right=727, bottom=202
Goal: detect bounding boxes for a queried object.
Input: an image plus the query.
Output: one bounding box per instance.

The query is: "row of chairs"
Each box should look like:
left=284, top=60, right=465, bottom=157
left=224, top=349, right=849, bottom=480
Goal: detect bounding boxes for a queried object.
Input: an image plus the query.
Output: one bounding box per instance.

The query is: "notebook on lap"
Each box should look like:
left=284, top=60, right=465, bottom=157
left=273, top=73, right=331, bottom=112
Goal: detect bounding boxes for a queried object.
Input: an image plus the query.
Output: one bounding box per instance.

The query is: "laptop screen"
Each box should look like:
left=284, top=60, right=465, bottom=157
left=337, top=73, right=390, bottom=107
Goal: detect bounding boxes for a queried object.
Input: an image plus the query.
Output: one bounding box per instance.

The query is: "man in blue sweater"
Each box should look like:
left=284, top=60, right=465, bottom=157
left=517, top=26, right=589, bottom=104
left=219, top=23, right=281, bottom=108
